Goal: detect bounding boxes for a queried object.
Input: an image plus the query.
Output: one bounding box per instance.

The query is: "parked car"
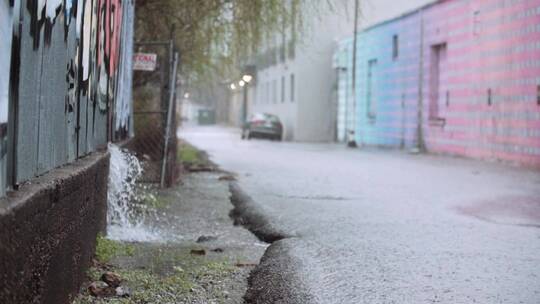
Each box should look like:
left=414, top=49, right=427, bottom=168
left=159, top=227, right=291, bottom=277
left=241, top=113, right=283, bottom=141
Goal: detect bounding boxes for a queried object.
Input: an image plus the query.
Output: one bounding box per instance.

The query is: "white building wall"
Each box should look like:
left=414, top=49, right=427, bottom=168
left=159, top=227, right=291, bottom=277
left=249, top=0, right=354, bottom=142
left=295, top=3, right=354, bottom=142
left=251, top=63, right=298, bottom=140
left=228, top=89, right=244, bottom=127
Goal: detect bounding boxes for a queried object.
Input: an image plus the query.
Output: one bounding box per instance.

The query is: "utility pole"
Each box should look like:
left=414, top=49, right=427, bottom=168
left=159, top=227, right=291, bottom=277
left=416, top=14, right=425, bottom=152
left=348, top=0, right=359, bottom=148
left=240, top=65, right=255, bottom=126
left=242, top=83, right=248, bottom=124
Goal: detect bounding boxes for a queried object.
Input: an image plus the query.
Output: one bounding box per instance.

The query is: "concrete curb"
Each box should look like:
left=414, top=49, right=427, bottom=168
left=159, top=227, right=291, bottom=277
left=228, top=182, right=317, bottom=304
left=244, top=239, right=318, bottom=304
left=228, top=182, right=291, bottom=243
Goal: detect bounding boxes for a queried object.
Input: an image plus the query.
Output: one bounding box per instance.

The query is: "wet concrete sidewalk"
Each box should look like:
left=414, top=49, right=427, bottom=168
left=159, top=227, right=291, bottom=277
left=73, top=171, right=267, bottom=304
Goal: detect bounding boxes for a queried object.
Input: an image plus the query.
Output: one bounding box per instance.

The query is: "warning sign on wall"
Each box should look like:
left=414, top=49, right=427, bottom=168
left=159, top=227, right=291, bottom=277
left=133, top=53, right=158, bottom=71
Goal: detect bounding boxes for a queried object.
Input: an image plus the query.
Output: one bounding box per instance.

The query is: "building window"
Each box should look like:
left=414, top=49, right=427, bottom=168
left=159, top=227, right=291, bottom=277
left=366, top=59, right=378, bottom=119
left=266, top=82, right=270, bottom=104
left=392, top=35, right=399, bottom=60
left=290, top=74, right=295, bottom=102
left=273, top=79, right=277, bottom=104
left=473, top=11, right=481, bottom=37
left=281, top=76, right=285, bottom=103
left=262, top=82, right=265, bottom=104
left=429, top=43, right=447, bottom=119
left=269, top=81, right=272, bottom=104
left=537, top=85, right=540, bottom=106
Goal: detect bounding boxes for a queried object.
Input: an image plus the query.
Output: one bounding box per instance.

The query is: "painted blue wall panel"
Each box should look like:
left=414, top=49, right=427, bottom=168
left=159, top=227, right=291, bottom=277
left=353, top=12, right=422, bottom=149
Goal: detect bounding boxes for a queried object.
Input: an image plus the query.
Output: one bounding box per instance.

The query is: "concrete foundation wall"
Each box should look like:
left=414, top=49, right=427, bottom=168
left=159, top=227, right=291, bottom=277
left=0, top=151, right=109, bottom=304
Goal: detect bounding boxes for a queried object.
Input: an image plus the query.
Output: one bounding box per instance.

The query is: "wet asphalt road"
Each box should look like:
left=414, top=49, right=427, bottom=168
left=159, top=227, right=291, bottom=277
left=180, top=125, right=540, bottom=304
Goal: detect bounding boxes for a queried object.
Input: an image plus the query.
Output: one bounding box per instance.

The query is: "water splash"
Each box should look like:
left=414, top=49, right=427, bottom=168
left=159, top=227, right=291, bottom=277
left=106, top=143, right=163, bottom=242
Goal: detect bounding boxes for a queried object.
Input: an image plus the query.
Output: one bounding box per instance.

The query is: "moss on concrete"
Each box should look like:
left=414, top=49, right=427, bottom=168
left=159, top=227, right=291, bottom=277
left=73, top=244, right=237, bottom=304
left=178, top=143, right=202, bottom=165
left=95, top=234, right=135, bottom=264
left=73, top=171, right=264, bottom=304
left=138, top=191, right=172, bottom=210
left=178, top=140, right=215, bottom=169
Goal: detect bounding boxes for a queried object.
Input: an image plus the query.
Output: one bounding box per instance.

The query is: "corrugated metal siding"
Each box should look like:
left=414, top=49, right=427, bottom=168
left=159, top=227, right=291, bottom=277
left=0, top=0, right=14, bottom=197
left=1, top=0, right=135, bottom=196
left=338, top=0, right=540, bottom=167
left=15, top=4, right=43, bottom=182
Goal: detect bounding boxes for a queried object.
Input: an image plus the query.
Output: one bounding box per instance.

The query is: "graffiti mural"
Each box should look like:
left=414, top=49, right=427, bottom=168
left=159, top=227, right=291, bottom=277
left=0, top=0, right=135, bottom=194
left=114, top=0, right=135, bottom=138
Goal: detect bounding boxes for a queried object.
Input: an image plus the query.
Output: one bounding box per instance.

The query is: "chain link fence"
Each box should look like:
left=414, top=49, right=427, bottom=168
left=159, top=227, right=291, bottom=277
left=130, top=42, right=178, bottom=187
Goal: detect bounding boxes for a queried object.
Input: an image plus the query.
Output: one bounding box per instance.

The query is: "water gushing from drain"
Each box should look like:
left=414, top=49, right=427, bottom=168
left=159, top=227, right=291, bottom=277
left=106, top=143, right=162, bottom=242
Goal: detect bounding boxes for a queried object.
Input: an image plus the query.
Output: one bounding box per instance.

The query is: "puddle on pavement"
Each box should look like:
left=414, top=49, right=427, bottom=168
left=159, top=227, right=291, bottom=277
left=455, top=195, right=540, bottom=228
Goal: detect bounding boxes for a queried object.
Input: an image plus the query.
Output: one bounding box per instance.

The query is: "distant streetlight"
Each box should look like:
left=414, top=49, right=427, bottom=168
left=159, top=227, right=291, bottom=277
left=230, top=83, right=236, bottom=90
left=239, top=80, right=246, bottom=87
left=242, top=74, right=253, bottom=83
left=183, top=92, right=190, bottom=99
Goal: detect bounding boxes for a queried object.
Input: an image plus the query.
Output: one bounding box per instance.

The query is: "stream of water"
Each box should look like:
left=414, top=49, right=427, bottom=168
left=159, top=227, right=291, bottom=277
left=106, top=143, right=163, bottom=242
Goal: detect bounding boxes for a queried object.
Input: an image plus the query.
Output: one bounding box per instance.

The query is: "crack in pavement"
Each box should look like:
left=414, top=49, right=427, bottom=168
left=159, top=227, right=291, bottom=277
left=229, top=182, right=317, bottom=304
left=229, top=182, right=292, bottom=243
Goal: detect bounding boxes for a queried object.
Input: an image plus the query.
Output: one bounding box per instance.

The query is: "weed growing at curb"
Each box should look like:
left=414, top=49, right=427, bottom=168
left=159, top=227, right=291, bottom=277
left=95, top=234, right=135, bottom=264
left=74, top=241, right=238, bottom=304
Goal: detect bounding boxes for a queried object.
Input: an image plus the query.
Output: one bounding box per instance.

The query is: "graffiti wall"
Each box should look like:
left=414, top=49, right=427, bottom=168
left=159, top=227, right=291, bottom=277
left=0, top=0, right=20, bottom=197
left=337, top=0, right=540, bottom=167
left=0, top=0, right=135, bottom=195
left=114, top=0, right=135, bottom=139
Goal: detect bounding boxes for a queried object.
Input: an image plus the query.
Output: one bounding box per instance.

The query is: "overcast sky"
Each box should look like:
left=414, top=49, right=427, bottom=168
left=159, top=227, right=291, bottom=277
left=358, top=0, right=436, bottom=28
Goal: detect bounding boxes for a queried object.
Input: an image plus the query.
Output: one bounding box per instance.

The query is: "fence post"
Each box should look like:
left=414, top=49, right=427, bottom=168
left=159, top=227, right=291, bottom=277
left=160, top=52, right=179, bottom=188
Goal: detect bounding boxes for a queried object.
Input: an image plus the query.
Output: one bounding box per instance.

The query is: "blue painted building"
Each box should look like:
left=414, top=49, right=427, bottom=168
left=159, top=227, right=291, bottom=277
left=335, top=8, right=423, bottom=148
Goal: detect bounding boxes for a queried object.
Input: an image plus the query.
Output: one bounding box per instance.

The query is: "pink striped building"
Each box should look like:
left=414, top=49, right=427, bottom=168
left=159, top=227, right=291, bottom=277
left=336, top=0, right=540, bottom=167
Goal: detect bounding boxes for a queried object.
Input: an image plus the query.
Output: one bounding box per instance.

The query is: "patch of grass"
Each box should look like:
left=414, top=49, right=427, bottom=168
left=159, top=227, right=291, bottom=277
left=178, top=144, right=202, bottom=165
left=177, top=140, right=216, bottom=172
left=73, top=246, right=237, bottom=304
left=95, top=234, right=135, bottom=263
left=138, top=191, right=172, bottom=210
